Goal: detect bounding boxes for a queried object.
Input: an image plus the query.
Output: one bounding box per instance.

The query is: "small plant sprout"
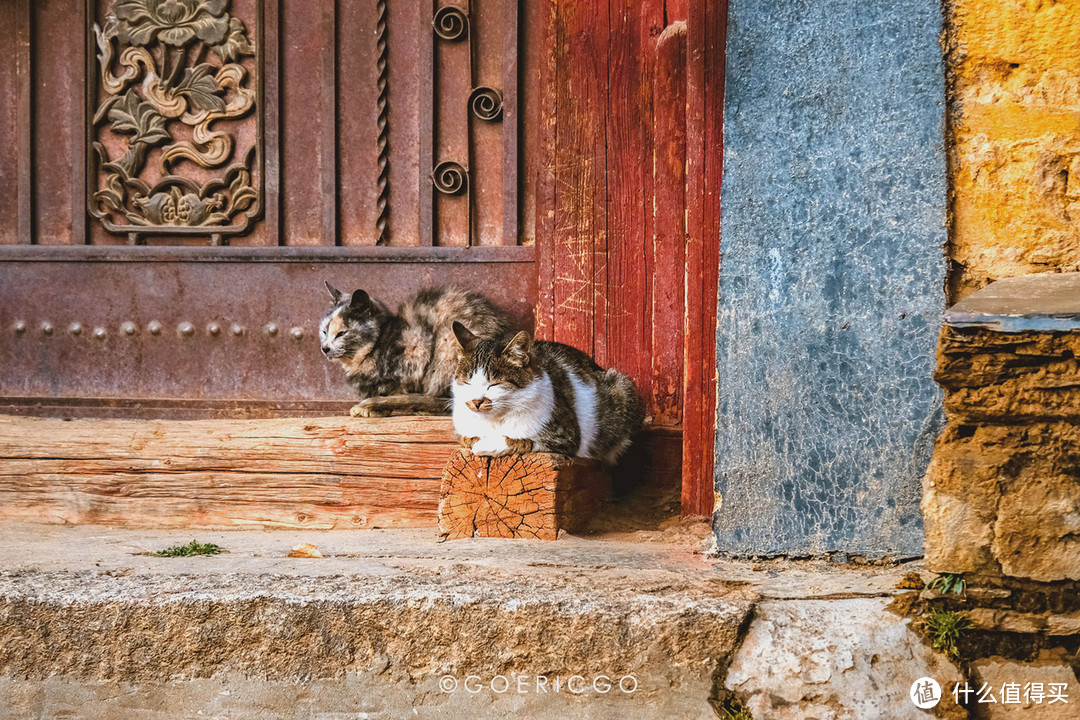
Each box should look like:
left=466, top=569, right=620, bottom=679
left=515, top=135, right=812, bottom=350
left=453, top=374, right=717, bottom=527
left=150, top=540, right=225, bottom=558
left=924, top=574, right=967, bottom=595
left=928, top=573, right=966, bottom=595
left=923, top=609, right=973, bottom=660
left=717, top=696, right=753, bottom=720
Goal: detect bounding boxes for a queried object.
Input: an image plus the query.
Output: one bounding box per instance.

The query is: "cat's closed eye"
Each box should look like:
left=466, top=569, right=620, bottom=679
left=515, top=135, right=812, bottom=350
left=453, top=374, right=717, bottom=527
left=335, top=331, right=345, bottom=339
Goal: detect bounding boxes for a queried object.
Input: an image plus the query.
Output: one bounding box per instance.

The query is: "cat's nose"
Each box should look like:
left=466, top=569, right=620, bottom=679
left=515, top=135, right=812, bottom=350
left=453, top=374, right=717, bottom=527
left=321, top=345, right=331, bottom=355
left=466, top=398, right=491, bottom=413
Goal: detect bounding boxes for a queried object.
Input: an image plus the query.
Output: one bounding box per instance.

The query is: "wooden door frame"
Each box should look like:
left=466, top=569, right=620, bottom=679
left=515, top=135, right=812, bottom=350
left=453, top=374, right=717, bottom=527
left=532, top=0, right=726, bottom=516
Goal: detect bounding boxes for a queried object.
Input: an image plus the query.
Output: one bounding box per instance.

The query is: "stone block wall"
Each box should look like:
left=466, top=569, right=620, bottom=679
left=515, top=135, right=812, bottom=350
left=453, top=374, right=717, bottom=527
left=947, top=0, right=1080, bottom=298
left=924, top=325, right=1080, bottom=582
left=713, top=0, right=946, bottom=558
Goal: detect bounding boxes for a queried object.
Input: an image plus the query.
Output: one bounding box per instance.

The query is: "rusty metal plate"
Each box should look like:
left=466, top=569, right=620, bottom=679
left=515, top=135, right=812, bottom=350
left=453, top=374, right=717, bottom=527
left=0, top=246, right=534, bottom=418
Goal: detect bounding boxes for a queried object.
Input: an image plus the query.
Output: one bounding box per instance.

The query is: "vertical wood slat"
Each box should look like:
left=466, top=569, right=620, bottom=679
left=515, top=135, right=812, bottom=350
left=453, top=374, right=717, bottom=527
left=0, top=3, right=20, bottom=244
left=501, top=0, right=519, bottom=245
left=336, top=0, right=379, bottom=246
left=15, top=0, right=31, bottom=245
left=419, top=0, right=436, bottom=245
left=433, top=0, right=473, bottom=247
left=550, top=0, right=608, bottom=357
left=281, top=1, right=332, bottom=246
left=322, top=0, right=338, bottom=246
left=533, top=0, right=558, bottom=338
left=72, top=0, right=87, bottom=245
left=682, top=0, right=726, bottom=516
left=463, top=0, right=476, bottom=247
left=264, top=0, right=282, bottom=246
left=651, top=23, right=687, bottom=427
left=602, top=0, right=663, bottom=392
left=33, top=0, right=83, bottom=245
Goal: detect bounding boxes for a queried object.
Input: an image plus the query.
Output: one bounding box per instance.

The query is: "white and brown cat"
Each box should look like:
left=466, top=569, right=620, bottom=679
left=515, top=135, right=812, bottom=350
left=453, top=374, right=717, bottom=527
left=450, top=323, right=644, bottom=464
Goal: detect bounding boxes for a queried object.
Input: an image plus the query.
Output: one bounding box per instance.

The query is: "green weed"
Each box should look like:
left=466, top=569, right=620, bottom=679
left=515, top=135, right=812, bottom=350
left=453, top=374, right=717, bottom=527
left=150, top=540, right=224, bottom=557
left=928, top=573, right=966, bottom=596
left=716, top=696, right=753, bottom=720
left=923, top=608, right=973, bottom=660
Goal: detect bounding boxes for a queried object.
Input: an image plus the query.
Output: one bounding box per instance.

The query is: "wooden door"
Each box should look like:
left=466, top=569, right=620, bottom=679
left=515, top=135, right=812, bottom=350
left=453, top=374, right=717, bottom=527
left=0, top=0, right=725, bottom=516
left=0, top=0, right=538, bottom=418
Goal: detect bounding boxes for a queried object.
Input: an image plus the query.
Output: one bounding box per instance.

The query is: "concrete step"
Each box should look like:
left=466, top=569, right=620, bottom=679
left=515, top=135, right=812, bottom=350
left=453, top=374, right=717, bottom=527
left=0, top=523, right=946, bottom=719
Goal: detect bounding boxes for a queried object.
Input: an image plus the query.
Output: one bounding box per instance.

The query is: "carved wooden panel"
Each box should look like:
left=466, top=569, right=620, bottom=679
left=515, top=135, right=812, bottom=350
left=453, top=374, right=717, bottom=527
left=88, top=0, right=262, bottom=243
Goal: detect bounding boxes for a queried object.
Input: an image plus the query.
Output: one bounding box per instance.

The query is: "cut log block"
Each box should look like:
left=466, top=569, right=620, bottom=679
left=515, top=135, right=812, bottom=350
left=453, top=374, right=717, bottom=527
left=439, top=451, right=609, bottom=540
left=0, top=415, right=456, bottom=529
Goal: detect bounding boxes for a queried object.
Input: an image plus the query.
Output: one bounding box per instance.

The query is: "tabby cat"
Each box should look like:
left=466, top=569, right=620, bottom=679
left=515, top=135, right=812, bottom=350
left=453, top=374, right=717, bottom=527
left=320, top=284, right=511, bottom=417
left=450, top=323, right=644, bottom=464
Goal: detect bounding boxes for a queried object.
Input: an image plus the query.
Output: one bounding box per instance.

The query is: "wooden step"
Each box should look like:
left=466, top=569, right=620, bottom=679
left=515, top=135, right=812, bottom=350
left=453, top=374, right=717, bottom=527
left=0, top=415, right=457, bottom=529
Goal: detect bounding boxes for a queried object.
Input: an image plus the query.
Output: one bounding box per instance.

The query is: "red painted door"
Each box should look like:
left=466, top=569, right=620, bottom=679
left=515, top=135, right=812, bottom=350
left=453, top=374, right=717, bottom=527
left=534, top=0, right=726, bottom=515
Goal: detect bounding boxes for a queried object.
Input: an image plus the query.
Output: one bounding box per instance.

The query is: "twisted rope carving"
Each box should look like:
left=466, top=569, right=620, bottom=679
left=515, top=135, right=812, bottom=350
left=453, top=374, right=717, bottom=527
left=375, top=0, right=390, bottom=244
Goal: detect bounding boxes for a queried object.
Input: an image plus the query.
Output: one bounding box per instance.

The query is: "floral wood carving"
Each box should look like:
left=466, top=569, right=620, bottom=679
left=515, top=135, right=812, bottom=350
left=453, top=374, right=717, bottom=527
left=89, top=0, right=261, bottom=240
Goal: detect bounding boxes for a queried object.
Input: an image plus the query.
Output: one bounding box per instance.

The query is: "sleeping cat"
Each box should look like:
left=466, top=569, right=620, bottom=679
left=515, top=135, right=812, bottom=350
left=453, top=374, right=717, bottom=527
left=450, top=323, right=644, bottom=464
left=320, top=284, right=511, bottom=417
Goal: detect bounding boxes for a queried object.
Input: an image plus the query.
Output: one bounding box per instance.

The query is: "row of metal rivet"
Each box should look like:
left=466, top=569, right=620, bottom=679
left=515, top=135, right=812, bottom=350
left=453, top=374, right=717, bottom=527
left=12, top=321, right=306, bottom=340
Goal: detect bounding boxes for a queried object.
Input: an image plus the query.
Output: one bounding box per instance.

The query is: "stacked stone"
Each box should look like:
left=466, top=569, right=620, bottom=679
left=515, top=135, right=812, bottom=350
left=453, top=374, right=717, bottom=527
left=924, top=324, right=1080, bottom=583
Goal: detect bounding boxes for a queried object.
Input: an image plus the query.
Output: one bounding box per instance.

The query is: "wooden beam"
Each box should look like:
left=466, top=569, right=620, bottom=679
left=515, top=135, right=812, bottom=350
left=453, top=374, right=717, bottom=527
left=0, top=415, right=457, bottom=529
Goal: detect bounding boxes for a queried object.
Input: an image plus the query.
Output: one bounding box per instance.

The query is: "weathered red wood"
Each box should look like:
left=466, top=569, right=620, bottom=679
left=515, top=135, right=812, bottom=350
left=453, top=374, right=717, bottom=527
left=549, top=0, right=609, bottom=356
left=533, top=0, right=558, bottom=340
left=602, top=0, right=662, bottom=396
left=665, top=0, right=690, bottom=23
left=0, top=3, right=18, bottom=245
left=337, top=0, right=379, bottom=246
left=263, top=0, right=281, bottom=246
left=281, top=1, right=332, bottom=246
left=533, top=2, right=723, bottom=511
left=15, top=0, right=31, bottom=246
left=321, top=1, right=338, bottom=247
left=33, top=0, right=85, bottom=245
left=682, top=0, right=726, bottom=516
left=651, top=23, right=687, bottom=427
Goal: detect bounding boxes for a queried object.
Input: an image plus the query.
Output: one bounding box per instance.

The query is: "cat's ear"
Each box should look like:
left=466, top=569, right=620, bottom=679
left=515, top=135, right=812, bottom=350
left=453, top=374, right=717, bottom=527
left=452, top=321, right=478, bottom=352
left=502, top=331, right=532, bottom=367
left=348, top=289, right=371, bottom=311
left=325, top=281, right=343, bottom=304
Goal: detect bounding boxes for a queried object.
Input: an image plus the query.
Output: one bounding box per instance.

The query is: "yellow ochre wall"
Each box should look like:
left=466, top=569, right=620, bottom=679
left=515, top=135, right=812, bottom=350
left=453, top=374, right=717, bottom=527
left=947, top=0, right=1080, bottom=299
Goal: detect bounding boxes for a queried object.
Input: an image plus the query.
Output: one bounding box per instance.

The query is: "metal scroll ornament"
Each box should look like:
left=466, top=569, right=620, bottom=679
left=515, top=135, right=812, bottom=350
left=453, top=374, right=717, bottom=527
left=469, top=86, right=503, bottom=122
left=432, top=6, right=469, bottom=41
left=431, top=162, right=468, bottom=196
left=89, top=0, right=261, bottom=239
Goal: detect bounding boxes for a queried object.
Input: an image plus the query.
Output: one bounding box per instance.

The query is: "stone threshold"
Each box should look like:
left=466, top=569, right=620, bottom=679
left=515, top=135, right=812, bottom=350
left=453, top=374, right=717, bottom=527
left=945, top=271, right=1080, bottom=332
left=0, top=522, right=969, bottom=720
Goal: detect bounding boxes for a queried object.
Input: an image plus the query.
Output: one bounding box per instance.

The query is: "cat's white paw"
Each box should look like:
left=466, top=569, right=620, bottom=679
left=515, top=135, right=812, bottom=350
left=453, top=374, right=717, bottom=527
left=470, top=436, right=509, bottom=456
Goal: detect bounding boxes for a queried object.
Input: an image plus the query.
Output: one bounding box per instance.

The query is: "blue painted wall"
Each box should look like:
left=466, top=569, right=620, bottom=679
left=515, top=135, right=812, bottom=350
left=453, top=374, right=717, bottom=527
left=713, top=0, right=947, bottom=557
